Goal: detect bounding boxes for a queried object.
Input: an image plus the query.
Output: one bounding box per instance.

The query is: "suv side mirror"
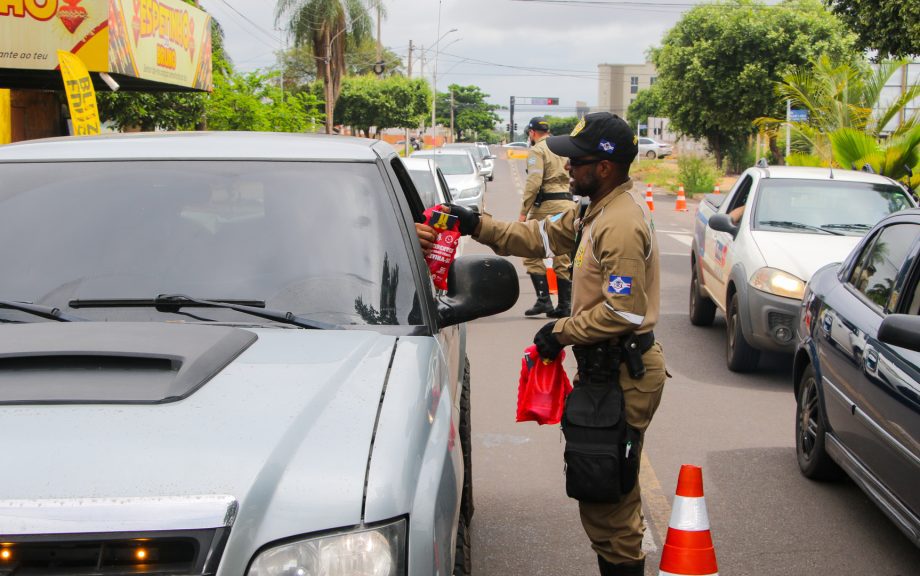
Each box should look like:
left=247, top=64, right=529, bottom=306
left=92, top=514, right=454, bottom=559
left=438, top=255, right=519, bottom=327
left=708, top=213, right=739, bottom=237
left=878, top=314, right=920, bottom=352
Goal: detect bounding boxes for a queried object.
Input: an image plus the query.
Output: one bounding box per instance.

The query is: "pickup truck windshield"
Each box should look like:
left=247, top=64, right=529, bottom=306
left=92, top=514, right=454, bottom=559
left=753, top=179, right=913, bottom=236
left=0, top=160, right=420, bottom=327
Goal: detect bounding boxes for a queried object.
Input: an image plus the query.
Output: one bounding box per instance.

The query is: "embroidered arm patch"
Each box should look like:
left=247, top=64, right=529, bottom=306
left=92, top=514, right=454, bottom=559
left=607, top=275, right=632, bottom=295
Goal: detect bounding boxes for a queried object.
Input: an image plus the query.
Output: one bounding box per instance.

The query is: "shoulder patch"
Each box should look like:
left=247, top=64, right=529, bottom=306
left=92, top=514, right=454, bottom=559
left=527, top=156, right=537, bottom=166
left=607, top=275, right=632, bottom=295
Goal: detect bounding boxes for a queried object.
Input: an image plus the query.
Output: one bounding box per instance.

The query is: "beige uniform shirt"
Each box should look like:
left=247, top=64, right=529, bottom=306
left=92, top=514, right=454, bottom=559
left=521, top=138, right=571, bottom=218
left=476, top=178, right=660, bottom=345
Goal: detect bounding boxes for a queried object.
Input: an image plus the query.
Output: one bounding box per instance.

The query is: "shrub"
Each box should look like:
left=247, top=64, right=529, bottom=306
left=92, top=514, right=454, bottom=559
left=679, top=154, right=722, bottom=195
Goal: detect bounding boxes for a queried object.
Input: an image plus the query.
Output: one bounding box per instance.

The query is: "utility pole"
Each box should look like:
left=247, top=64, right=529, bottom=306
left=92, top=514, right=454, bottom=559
left=785, top=99, right=791, bottom=162
left=376, top=4, right=382, bottom=64
left=450, top=89, right=455, bottom=143
left=407, top=40, right=413, bottom=78
left=509, top=96, right=515, bottom=142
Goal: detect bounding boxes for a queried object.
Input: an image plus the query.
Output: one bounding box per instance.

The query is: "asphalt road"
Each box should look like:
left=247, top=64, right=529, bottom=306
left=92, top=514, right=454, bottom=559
left=463, top=149, right=920, bottom=575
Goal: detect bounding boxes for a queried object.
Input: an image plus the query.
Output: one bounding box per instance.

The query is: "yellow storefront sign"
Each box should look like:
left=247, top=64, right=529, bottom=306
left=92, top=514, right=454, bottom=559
left=0, top=0, right=212, bottom=91
left=58, top=50, right=99, bottom=135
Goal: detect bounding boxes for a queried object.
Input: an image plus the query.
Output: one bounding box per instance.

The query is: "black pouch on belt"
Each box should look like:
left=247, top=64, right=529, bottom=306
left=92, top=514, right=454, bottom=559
left=562, top=343, right=629, bottom=503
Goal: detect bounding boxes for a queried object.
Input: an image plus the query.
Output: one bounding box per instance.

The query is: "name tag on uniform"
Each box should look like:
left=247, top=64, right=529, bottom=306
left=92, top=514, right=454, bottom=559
left=608, top=275, right=632, bottom=295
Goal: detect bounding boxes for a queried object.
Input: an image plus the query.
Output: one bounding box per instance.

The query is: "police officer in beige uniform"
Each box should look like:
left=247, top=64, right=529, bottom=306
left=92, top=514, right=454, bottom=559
left=443, top=113, right=667, bottom=576
left=520, top=116, right=576, bottom=317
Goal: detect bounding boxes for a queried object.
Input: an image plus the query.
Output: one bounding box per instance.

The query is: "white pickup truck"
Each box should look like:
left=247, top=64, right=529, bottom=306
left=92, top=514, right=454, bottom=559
left=689, top=164, right=915, bottom=372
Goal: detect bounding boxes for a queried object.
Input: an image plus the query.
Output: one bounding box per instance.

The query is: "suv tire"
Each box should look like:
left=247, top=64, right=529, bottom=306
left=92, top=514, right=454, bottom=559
left=726, top=292, right=760, bottom=372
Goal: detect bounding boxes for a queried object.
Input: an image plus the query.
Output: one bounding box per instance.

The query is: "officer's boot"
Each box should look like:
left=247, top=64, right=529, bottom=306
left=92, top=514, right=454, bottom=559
left=524, top=274, right=554, bottom=316
left=597, top=555, right=644, bottom=576
left=547, top=277, right=571, bottom=318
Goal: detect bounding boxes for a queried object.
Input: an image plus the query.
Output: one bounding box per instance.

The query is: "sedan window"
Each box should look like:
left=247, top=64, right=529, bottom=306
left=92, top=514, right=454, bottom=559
left=0, top=161, right=421, bottom=327
left=417, top=154, right=474, bottom=175
left=848, top=223, right=920, bottom=311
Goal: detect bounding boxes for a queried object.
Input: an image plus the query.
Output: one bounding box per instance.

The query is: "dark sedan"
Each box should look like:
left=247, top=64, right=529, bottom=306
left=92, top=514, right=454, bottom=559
left=794, top=208, right=920, bottom=547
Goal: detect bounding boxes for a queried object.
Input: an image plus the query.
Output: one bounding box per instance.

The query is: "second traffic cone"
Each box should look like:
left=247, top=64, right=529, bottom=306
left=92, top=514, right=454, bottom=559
left=713, top=183, right=721, bottom=195
left=659, top=465, right=719, bottom=576
left=675, top=184, right=688, bottom=212
left=545, top=258, right=558, bottom=294
left=645, top=183, right=655, bottom=212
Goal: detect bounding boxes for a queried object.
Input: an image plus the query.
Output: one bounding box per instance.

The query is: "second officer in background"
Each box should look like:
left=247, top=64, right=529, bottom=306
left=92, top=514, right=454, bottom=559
left=520, top=116, right=575, bottom=318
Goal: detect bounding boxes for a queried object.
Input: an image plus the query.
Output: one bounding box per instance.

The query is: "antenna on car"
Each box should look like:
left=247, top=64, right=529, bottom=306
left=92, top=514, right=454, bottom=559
left=755, top=158, right=769, bottom=168
left=861, top=163, right=875, bottom=174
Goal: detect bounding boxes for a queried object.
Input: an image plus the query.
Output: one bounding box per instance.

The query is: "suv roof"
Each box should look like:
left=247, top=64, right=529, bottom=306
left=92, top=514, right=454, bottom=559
left=751, top=164, right=900, bottom=186
left=0, top=132, right=385, bottom=162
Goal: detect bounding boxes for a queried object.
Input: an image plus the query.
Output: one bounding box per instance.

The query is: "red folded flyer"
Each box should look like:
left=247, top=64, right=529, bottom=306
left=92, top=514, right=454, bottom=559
left=423, top=207, right=461, bottom=290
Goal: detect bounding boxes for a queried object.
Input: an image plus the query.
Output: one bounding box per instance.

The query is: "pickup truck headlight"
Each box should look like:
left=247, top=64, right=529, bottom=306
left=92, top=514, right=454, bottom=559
left=247, top=519, right=406, bottom=576
left=750, top=267, right=805, bottom=300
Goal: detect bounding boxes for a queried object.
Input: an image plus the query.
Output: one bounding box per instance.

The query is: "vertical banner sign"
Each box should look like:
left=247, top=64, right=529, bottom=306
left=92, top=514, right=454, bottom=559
left=57, top=50, right=101, bottom=135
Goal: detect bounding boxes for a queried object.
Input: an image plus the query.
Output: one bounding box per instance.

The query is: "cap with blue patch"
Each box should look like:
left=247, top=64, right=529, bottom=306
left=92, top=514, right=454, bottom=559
left=545, top=112, right=638, bottom=163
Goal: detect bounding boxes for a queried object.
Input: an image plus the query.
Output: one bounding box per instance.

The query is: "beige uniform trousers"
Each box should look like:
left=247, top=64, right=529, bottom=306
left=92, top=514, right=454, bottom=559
left=523, top=198, right=576, bottom=279
left=578, top=342, right=667, bottom=565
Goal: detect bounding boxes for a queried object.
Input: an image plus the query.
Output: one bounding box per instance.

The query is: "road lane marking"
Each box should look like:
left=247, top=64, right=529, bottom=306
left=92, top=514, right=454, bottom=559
left=667, top=233, right=693, bottom=247
left=640, top=451, right=671, bottom=550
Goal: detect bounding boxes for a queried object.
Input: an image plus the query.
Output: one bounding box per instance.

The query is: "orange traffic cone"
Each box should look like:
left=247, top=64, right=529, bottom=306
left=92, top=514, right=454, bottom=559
left=658, top=465, right=719, bottom=576
left=675, top=185, right=688, bottom=212
left=645, top=183, right=655, bottom=212
left=545, top=258, right=558, bottom=295
left=713, top=183, right=721, bottom=195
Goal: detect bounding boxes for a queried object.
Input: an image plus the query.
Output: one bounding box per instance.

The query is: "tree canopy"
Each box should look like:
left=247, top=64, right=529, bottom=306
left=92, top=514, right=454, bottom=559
left=626, top=84, right=664, bottom=134
left=825, top=0, right=920, bottom=58
left=651, top=0, right=856, bottom=170
left=435, top=84, right=501, bottom=142
left=335, top=75, right=431, bottom=136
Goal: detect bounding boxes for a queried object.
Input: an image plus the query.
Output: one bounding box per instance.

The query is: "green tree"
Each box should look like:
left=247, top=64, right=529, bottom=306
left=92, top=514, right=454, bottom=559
left=435, top=84, right=500, bottom=142
left=275, top=0, right=373, bottom=134
left=825, top=0, right=920, bottom=58
left=652, top=0, right=855, bottom=171
left=336, top=75, right=430, bottom=136
left=205, top=70, right=324, bottom=132
left=626, top=84, right=663, bottom=134
left=545, top=116, right=580, bottom=136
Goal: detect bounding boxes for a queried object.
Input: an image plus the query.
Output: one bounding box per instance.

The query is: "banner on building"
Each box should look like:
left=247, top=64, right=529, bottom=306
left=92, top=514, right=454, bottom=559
left=1, top=0, right=212, bottom=91
left=57, top=50, right=99, bottom=135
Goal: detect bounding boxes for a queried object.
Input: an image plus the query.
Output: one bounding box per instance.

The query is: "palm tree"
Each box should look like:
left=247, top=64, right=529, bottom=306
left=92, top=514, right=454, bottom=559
left=275, top=0, right=373, bottom=134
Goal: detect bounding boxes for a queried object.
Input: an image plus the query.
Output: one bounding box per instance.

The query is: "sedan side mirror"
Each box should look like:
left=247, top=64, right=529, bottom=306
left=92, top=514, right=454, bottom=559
left=878, top=314, right=920, bottom=352
left=438, top=255, right=519, bottom=328
left=708, top=213, right=739, bottom=237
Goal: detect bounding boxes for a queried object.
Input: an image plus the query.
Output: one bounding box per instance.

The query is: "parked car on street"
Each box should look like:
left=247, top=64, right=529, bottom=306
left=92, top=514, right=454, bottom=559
left=411, top=148, right=485, bottom=213
left=793, top=208, right=920, bottom=546
left=638, top=137, right=672, bottom=159
left=442, top=143, right=493, bottom=182
left=402, top=156, right=453, bottom=208
left=690, top=164, right=915, bottom=372
left=502, top=141, right=529, bottom=148
left=0, top=132, right=519, bottom=576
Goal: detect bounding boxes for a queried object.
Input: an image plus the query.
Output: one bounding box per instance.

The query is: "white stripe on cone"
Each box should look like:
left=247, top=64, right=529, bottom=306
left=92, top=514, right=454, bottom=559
left=668, top=495, right=711, bottom=531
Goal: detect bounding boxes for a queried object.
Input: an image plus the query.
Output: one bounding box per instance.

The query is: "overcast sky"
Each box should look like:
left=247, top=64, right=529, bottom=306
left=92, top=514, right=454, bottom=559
left=197, top=0, right=708, bottom=122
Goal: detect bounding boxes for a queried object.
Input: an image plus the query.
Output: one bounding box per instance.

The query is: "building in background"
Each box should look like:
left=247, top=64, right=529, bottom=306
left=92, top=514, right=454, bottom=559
left=597, top=62, right=657, bottom=118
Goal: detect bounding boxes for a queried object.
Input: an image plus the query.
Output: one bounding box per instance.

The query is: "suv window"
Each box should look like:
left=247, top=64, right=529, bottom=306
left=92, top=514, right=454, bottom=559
left=848, top=223, right=920, bottom=311
left=0, top=160, right=421, bottom=327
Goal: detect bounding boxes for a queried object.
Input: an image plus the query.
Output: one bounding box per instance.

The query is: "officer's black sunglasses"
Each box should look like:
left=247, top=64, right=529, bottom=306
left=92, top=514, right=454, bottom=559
left=568, top=156, right=605, bottom=167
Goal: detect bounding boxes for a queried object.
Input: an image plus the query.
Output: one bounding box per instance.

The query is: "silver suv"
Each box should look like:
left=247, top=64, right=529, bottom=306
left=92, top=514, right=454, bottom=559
left=0, top=132, right=518, bottom=575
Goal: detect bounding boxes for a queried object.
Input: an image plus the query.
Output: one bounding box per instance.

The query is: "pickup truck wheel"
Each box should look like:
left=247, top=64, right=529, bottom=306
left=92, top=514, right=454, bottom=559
left=454, top=357, right=473, bottom=576
left=689, top=263, right=716, bottom=326
left=726, top=292, right=760, bottom=372
left=796, top=365, right=842, bottom=481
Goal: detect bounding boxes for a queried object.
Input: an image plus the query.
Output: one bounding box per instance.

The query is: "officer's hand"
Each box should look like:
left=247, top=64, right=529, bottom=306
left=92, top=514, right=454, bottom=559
left=415, top=223, right=437, bottom=256
left=442, top=204, right=481, bottom=236
left=534, top=321, right=563, bottom=361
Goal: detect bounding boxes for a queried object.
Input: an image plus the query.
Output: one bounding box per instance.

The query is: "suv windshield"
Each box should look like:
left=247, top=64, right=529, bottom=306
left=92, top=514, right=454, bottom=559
left=753, top=179, right=913, bottom=236
left=0, top=160, right=421, bottom=327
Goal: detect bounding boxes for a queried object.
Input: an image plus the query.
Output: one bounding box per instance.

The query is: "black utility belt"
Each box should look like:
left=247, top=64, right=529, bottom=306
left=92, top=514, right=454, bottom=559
left=572, top=331, right=655, bottom=381
left=539, top=192, right=574, bottom=201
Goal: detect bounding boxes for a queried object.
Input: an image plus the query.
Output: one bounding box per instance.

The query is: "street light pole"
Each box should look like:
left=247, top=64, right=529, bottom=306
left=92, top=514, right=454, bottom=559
left=430, top=0, right=457, bottom=147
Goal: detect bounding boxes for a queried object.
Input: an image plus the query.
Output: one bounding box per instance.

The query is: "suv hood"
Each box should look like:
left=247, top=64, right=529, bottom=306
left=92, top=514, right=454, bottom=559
left=0, top=323, right=396, bottom=541
left=751, top=231, right=861, bottom=281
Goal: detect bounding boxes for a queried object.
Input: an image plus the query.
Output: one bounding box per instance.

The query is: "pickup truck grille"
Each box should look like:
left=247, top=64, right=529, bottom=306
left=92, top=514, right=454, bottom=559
left=0, top=528, right=229, bottom=576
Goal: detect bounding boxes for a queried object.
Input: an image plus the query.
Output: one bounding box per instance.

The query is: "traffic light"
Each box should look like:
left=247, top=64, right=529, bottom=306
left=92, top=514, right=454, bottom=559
left=506, top=123, right=511, bottom=131
left=546, top=98, right=557, bottom=105
left=514, top=123, right=518, bottom=130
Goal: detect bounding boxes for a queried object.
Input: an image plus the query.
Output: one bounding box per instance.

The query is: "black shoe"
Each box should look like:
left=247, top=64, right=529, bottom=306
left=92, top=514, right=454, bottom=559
left=524, top=274, right=554, bottom=316
left=597, top=555, right=644, bottom=576
left=547, top=277, right=571, bottom=318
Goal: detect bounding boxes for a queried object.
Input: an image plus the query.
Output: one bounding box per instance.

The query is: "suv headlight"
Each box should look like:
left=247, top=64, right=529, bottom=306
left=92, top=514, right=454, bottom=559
left=750, top=267, right=805, bottom=300
left=247, top=519, right=406, bottom=576
left=456, top=184, right=481, bottom=199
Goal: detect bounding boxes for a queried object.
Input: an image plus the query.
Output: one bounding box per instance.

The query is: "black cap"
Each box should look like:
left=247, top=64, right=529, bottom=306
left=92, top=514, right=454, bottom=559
left=545, top=112, right=638, bottom=163
left=527, top=116, right=550, bottom=132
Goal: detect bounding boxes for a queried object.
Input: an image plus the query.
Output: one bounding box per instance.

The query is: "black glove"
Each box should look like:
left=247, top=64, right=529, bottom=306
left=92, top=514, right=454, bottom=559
left=444, top=203, right=480, bottom=236
left=534, top=321, right=564, bottom=361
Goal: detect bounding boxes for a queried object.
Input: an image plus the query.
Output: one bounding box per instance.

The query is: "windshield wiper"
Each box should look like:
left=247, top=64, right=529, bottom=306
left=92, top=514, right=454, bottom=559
left=758, top=220, right=843, bottom=235
left=821, top=223, right=872, bottom=231
left=69, top=295, right=334, bottom=330
left=0, top=299, right=85, bottom=322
